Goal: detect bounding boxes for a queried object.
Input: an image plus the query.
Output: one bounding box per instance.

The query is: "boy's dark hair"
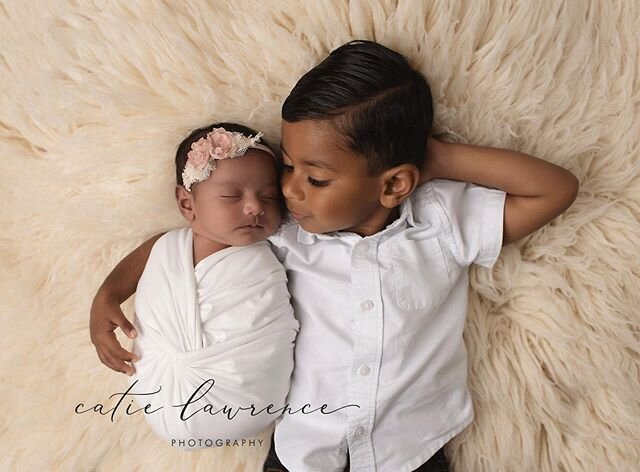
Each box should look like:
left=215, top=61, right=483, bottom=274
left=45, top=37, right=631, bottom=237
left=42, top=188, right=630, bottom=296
left=175, top=122, right=279, bottom=187
left=282, top=40, right=433, bottom=176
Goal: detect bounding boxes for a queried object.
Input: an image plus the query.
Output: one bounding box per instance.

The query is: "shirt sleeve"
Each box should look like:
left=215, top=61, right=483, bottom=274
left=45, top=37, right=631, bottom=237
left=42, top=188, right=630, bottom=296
left=428, top=179, right=507, bottom=268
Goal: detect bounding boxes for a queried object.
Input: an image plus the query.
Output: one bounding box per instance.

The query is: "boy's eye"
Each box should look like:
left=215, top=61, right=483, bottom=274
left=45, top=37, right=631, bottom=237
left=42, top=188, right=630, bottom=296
left=282, top=162, right=330, bottom=187
left=307, top=177, right=330, bottom=187
left=262, top=195, right=279, bottom=200
left=220, top=195, right=241, bottom=199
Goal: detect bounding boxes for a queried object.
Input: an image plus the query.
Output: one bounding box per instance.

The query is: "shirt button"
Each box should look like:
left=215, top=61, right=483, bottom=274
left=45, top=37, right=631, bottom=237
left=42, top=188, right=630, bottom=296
left=360, top=300, right=374, bottom=312
left=354, top=426, right=365, bottom=436
left=358, top=365, right=371, bottom=376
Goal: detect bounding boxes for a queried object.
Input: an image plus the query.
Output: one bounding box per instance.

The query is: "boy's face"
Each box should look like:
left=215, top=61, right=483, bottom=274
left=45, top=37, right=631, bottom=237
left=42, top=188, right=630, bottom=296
left=280, top=120, right=394, bottom=236
left=179, top=151, right=282, bottom=247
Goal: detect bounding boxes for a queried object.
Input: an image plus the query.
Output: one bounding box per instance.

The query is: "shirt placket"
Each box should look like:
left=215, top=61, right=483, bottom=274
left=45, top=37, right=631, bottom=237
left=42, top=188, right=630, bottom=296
left=346, top=236, right=383, bottom=472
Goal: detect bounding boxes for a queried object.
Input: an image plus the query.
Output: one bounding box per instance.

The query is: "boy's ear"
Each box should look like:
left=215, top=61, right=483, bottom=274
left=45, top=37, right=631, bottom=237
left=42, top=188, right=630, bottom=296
left=175, top=185, right=196, bottom=221
left=378, top=164, right=420, bottom=209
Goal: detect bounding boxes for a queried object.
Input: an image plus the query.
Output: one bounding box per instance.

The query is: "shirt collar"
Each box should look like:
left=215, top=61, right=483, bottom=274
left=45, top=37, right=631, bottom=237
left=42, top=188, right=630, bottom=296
left=296, top=196, right=416, bottom=245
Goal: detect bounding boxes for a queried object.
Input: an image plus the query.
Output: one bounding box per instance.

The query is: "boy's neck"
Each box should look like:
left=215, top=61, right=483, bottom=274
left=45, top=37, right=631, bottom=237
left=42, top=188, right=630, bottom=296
left=192, top=232, right=230, bottom=267
left=346, top=206, right=400, bottom=237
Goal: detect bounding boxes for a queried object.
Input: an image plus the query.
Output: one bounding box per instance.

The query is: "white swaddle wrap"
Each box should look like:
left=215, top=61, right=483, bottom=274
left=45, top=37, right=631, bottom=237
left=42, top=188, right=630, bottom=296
left=127, top=227, right=298, bottom=449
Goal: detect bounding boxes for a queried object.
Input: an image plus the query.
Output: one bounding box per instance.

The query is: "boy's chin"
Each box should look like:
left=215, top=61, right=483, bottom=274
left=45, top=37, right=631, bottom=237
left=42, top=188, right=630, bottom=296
left=297, top=218, right=339, bottom=235
left=294, top=218, right=317, bottom=233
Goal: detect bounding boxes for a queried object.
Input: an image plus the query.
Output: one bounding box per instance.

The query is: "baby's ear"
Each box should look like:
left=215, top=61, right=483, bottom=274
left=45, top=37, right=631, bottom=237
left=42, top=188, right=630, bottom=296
left=175, top=185, right=195, bottom=221
left=379, top=164, right=420, bottom=209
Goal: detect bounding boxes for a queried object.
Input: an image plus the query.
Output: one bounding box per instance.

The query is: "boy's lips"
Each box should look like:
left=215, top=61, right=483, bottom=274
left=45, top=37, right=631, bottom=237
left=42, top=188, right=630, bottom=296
left=287, top=207, right=308, bottom=220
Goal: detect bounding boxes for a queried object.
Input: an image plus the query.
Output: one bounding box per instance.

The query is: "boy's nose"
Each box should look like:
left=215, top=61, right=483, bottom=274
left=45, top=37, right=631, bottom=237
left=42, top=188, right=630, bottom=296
left=282, top=174, right=303, bottom=202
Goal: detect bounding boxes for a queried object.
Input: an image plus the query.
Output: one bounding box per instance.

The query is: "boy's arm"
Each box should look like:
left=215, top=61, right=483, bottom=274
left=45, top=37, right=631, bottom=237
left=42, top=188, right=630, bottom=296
left=89, top=232, right=165, bottom=375
left=421, top=137, right=579, bottom=246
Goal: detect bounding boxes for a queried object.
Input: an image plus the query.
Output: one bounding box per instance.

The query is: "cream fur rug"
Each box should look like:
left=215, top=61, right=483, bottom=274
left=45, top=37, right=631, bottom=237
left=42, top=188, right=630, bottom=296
left=1, top=1, right=639, bottom=471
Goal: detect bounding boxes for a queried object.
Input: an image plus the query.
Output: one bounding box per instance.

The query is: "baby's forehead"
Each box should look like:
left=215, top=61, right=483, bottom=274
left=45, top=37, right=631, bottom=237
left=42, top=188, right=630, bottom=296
left=213, top=178, right=267, bottom=186
left=208, top=153, right=278, bottom=187
left=208, top=169, right=279, bottom=191
left=210, top=176, right=278, bottom=188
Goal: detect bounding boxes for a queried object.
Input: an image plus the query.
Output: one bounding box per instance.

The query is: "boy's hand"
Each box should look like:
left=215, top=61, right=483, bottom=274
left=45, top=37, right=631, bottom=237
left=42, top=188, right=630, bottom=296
left=88, top=232, right=165, bottom=375
left=90, top=290, right=139, bottom=376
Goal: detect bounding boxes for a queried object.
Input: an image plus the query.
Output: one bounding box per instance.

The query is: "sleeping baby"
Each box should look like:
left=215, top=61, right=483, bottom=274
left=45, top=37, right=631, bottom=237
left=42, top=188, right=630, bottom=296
left=126, top=122, right=299, bottom=449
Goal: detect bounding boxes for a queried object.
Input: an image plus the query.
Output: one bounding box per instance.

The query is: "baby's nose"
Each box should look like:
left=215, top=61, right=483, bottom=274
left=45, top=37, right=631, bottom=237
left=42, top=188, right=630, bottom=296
left=244, top=200, right=265, bottom=216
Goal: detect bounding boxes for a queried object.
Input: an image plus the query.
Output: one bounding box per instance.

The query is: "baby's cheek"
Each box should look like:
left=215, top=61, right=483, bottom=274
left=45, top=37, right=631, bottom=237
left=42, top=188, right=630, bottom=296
left=262, top=205, right=279, bottom=226
left=270, top=210, right=283, bottom=230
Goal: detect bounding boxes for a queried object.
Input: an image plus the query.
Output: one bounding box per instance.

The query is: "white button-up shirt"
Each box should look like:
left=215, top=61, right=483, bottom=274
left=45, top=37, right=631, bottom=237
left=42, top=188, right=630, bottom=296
left=267, top=179, right=506, bottom=472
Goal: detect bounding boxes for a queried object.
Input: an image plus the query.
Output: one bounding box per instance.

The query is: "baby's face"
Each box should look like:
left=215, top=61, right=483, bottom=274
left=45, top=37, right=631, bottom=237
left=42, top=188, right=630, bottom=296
left=189, top=150, right=281, bottom=246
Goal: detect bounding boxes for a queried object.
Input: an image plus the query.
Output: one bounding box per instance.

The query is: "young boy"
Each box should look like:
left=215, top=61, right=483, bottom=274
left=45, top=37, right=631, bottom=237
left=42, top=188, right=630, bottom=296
left=90, top=40, right=579, bottom=471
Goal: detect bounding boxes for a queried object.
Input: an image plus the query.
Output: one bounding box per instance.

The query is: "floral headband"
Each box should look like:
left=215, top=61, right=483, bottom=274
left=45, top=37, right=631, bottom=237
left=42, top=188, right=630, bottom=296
left=181, top=127, right=276, bottom=191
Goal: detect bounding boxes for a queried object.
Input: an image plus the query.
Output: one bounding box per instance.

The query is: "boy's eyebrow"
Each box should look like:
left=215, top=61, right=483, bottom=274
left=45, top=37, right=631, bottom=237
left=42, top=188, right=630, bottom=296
left=280, top=144, right=338, bottom=172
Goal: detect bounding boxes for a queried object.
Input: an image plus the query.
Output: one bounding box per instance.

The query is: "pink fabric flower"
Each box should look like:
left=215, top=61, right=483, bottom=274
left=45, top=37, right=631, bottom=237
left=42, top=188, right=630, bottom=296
left=207, top=128, right=236, bottom=159
left=187, top=139, right=211, bottom=170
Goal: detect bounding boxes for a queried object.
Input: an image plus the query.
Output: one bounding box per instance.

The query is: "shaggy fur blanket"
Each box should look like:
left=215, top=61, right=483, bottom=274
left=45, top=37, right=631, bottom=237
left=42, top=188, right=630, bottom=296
left=1, top=1, right=638, bottom=471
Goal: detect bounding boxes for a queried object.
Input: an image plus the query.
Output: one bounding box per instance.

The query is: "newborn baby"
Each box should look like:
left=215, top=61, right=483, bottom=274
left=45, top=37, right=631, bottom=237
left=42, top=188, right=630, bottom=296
left=127, top=123, right=298, bottom=449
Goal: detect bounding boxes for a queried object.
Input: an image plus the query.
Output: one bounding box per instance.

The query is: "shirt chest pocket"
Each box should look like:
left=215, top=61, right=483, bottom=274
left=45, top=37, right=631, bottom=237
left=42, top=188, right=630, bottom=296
left=389, top=238, right=453, bottom=312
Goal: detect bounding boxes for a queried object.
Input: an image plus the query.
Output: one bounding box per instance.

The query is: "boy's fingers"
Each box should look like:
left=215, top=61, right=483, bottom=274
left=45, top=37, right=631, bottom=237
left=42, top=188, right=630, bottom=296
left=115, top=315, right=138, bottom=339
left=117, top=346, right=139, bottom=363
left=104, top=341, right=134, bottom=361
left=94, top=331, right=138, bottom=369
left=110, top=344, right=138, bottom=373
left=111, top=359, right=135, bottom=376
left=99, top=305, right=136, bottom=339
left=95, top=348, right=128, bottom=375
left=90, top=298, right=137, bottom=375
left=103, top=351, right=136, bottom=376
